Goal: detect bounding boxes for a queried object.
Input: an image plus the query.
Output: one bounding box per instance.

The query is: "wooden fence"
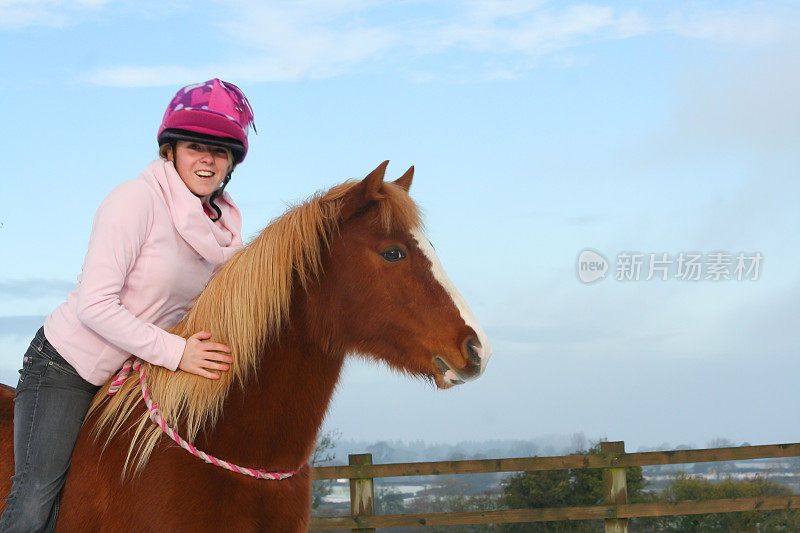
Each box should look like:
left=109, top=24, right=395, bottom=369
left=309, top=441, right=800, bottom=531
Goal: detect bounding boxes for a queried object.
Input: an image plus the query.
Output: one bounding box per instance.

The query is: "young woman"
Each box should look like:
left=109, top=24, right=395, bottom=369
left=0, top=78, right=256, bottom=532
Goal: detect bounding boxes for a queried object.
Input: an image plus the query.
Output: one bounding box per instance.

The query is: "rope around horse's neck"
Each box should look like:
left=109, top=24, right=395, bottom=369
left=108, top=357, right=296, bottom=481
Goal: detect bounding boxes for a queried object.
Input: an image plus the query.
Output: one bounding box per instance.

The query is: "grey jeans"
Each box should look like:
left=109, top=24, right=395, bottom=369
left=0, top=328, right=100, bottom=533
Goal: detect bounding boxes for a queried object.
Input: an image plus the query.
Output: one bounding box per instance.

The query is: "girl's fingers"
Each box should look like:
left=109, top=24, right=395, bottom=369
left=199, top=351, right=233, bottom=363
left=182, top=339, right=232, bottom=378
left=201, top=342, right=231, bottom=353
left=199, top=356, right=231, bottom=370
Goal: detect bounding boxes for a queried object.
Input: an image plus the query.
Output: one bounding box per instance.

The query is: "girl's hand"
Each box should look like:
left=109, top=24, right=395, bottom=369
left=178, top=331, right=233, bottom=379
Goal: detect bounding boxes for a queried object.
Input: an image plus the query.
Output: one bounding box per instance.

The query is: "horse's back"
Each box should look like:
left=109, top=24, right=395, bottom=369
left=1, top=384, right=16, bottom=514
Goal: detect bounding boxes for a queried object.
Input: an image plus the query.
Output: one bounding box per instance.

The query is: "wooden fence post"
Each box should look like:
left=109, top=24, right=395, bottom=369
left=349, top=453, right=375, bottom=532
left=601, top=441, right=628, bottom=533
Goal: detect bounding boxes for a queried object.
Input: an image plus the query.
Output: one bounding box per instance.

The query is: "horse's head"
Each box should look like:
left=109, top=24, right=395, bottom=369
left=315, top=161, right=491, bottom=389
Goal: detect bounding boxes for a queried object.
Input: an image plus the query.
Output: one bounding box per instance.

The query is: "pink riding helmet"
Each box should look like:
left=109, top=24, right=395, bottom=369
left=158, top=78, right=256, bottom=164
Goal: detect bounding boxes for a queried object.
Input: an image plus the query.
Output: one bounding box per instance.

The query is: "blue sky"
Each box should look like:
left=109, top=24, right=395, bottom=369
left=2, top=0, right=799, bottom=452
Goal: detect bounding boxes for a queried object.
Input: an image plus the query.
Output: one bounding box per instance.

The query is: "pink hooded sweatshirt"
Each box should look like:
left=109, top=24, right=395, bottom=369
left=44, top=159, right=243, bottom=386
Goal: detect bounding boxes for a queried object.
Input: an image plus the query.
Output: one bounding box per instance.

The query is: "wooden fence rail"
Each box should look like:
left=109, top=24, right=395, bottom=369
left=309, top=440, right=800, bottom=531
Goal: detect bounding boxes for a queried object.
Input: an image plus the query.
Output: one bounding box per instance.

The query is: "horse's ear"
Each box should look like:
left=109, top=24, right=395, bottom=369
left=363, top=160, right=389, bottom=200
left=393, top=165, right=414, bottom=192
left=340, top=160, right=389, bottom=221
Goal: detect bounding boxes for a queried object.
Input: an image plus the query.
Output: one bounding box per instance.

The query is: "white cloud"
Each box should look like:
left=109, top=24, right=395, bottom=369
left=80, top=55, right=374, bottom=87
left=82, top=1, right=646, bottom=86
left=75, top=1, right=800, bottom=87
left=465, top=0, right=550, bottom=21
left=668, top=8, right=798, bottom=45
left=426, top=4, right=647, bottom=57
left=81, top=65, right=237, bottom=88
left=0, top=0, right=112, bottom=29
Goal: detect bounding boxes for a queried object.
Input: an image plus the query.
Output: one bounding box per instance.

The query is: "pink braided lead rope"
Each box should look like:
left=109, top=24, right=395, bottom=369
left=108, top=357, right=296, bottom=481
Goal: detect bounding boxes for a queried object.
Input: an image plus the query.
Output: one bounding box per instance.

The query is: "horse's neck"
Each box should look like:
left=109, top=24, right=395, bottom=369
left=194, top=317, right=345, bottom=471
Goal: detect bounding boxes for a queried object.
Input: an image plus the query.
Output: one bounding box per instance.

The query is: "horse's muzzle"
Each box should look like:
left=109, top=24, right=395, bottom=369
left=435, top=336, right=488, bottom=387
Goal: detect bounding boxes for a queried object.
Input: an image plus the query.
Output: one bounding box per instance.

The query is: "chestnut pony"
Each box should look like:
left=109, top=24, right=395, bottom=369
left=0, top=162, right=491, bottom=531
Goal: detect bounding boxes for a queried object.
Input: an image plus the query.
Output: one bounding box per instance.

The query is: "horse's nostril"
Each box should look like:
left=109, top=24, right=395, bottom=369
left=466, top=337, right=482, bottom=366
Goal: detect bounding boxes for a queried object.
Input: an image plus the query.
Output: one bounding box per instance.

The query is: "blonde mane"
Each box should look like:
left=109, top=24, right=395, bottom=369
left=87, top=179, right=421, bottom=474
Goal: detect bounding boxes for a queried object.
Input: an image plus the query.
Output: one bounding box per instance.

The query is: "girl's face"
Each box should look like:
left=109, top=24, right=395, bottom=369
left=168, top=141, right=231, bottom=200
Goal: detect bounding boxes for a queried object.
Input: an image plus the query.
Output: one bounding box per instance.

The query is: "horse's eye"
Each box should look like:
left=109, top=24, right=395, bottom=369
left=380, top=247, right=407, bottom=262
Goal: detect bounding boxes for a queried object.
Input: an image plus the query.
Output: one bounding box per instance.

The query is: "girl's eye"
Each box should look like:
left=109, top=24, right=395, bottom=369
left=213, top=149, right=228, bottom=157
left=188, top=143, right=202, bottom=151
left=380, top=247, right=407, bottom=262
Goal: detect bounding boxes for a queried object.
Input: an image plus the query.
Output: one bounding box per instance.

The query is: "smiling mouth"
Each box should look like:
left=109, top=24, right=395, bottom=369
left=195, top=170, right=215, bottom=179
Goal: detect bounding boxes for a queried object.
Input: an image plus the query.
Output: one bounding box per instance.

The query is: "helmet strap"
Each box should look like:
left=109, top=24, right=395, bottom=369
left=207, top=173, right=232, bottom=222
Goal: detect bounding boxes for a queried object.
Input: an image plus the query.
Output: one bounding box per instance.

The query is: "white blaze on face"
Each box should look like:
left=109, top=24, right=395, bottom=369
left=411, top=228, right=492, bottom=382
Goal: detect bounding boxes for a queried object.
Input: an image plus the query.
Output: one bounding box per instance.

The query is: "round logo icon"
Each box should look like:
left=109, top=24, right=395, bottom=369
left=577, top=249, right=608, bottom=283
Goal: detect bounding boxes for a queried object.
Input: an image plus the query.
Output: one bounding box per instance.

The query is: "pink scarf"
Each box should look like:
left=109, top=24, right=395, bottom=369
left=142, top=159, right=243, bottom=266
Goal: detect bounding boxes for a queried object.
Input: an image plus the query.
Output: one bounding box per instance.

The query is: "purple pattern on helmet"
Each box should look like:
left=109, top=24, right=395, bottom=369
left=162, top=79, right=256, bottom=134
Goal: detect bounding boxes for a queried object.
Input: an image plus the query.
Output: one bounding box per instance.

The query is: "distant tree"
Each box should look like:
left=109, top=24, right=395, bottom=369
left=655, top=473, right=800, bottom=531
left=405, top=478, right=503, bottom=532
left=311, top=429, right=341, bottom=509
left=375, top=486, right=406, bottom=515
left=499, top=442, right=646, bottom=532
left=706, top=437, right=736, bottom=449
left=569, top=433, right=588, bottom=453
left=367, top=440, right=394, bottom=463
